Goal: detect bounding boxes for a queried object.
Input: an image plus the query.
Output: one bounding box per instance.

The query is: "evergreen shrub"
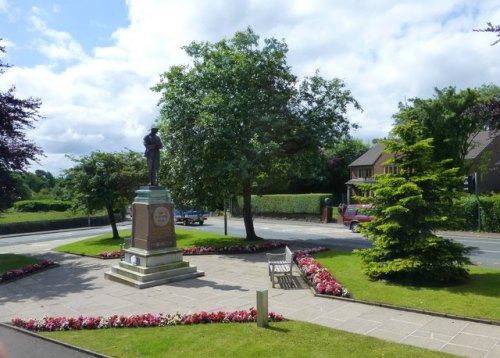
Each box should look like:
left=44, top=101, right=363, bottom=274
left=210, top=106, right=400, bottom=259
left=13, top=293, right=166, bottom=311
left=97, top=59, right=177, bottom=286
left=13, top=200, right=72, bottom=212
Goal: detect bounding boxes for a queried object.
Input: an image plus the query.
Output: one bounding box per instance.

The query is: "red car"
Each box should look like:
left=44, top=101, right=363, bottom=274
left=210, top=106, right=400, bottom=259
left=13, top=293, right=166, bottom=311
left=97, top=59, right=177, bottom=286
left=340, top=204, right=374, bottom=233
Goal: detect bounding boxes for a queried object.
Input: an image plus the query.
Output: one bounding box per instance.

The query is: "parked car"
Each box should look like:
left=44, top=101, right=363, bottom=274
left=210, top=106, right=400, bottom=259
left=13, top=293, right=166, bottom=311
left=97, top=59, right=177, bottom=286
left=339, top=204, right=374, bottom=233
left=174, top=210, right=208, bottom=226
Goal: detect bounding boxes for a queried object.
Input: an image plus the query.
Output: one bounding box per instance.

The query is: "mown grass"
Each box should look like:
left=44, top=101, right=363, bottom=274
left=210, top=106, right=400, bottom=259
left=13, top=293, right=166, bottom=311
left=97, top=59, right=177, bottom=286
left=41, top=321, right=453, bottom=358
left=0, top=210, right=105, bottom=224
left=0, top=253, right=43, bottom=273
left=314, top=250, right=500, bottom=321
left=53, top=228, right=266, bottom=256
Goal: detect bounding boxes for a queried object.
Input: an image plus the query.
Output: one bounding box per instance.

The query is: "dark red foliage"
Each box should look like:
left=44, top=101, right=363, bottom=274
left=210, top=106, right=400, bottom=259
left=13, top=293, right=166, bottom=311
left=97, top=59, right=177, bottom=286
left=474, top=22, right=500, bottom=46
left=0, top=42, right=43, bottom=208
left=464, top=97, right=500, bottom=132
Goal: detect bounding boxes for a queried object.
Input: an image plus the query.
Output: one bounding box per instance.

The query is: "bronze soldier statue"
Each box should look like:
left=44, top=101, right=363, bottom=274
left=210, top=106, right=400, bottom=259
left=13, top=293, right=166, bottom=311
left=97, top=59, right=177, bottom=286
left=143, top=127, right=163, bottom=186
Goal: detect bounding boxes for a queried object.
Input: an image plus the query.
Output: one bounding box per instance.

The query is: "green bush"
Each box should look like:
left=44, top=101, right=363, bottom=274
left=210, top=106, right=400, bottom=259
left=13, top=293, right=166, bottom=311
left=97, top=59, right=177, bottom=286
left=233, top=194, right=332, bottom=215
left=13, top=199, right=72, bottom=212
left=446, top=194, right=500, bottom=232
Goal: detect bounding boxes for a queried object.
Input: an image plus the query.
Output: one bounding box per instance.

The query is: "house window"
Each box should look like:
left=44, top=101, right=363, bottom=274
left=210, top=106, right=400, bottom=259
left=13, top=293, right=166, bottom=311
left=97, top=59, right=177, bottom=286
left=358, top=167, right=372, bottom=178
left=384, top=164, right=398, bottom=174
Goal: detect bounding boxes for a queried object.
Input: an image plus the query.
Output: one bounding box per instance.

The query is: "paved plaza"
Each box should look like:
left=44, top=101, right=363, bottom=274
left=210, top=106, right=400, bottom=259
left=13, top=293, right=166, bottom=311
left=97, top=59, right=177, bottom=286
left=1, top=246, right=500, bottom=357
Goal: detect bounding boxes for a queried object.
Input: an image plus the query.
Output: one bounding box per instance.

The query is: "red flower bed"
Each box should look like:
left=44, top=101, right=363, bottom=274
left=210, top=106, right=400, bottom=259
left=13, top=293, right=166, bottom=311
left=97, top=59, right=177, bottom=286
left=0, top=260, right=56, bottom=284
left=181, top=240, right=287, bottom=255
left=293, top=248, right=350, bottom=298
left=11, top=308, right=285, bottom=332
left=98, top=251, right=122, bottom=258
left=98, top=241, right=288, bottom=258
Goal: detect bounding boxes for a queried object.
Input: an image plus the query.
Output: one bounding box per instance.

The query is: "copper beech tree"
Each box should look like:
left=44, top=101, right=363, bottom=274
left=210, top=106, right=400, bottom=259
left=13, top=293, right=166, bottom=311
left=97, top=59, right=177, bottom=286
left=0, top=42, right=43, bottom=209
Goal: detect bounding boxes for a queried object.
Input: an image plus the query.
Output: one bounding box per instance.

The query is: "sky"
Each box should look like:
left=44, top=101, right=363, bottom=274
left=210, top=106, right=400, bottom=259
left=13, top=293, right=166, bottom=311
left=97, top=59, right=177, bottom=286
left=0, top=0, right=499, bottom=176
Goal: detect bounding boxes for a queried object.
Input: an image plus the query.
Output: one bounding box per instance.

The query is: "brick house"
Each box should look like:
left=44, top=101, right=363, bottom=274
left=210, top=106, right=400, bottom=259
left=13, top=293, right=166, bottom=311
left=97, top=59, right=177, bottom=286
left=465, top=131, right=500, bottom=194
left=345, top=131, right=500, bottom=204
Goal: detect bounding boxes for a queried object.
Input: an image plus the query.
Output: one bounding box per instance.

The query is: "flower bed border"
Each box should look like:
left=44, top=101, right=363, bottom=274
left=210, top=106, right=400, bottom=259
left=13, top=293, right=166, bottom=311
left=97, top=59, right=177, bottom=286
left=98, top=240, right=288, bottom=259
left=0, top=260, right=57, bottom=284
left=10, top=308, right=285, bottom=332
left=293, top=247, right=350, bottom=298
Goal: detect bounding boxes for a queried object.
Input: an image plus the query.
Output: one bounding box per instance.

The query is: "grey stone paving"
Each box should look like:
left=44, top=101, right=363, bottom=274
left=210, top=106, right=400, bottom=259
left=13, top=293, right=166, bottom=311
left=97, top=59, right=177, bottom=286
left=1, top=250, right=499, bottom=357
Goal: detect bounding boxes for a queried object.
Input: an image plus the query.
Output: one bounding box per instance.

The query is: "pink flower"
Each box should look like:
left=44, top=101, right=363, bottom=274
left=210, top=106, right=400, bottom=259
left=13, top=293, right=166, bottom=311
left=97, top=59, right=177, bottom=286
left=10, top=308, right=285, bottom=331
left=293, top=248, right=350, bottom=298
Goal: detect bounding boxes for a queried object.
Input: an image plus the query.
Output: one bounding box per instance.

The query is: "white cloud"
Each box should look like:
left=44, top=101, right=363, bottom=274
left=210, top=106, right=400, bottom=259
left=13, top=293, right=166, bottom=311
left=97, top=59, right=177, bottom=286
left=0, top=0, right=9, bottom=13
left=0, top=0, right=497, bottom=175
left=28, top=9, right=87, bottom=62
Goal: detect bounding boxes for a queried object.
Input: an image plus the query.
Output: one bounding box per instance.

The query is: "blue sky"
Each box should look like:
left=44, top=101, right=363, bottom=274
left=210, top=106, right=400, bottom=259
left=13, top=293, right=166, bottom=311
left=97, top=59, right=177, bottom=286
left=1, top=0, right=128, bottom=68
left=0, top=0, right=499, bottom=175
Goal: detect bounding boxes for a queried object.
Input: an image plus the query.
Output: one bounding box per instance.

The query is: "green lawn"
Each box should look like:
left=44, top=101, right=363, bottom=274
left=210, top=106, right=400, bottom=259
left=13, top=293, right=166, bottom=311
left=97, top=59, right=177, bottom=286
left=53, top=228, right=266, bottom=256
left=0, top=210, right=104, bottom=224
left=41, top=321, right=453, bottom=358
left=314, top=250, right=500, bottom=321
left=0, top=253, right=43, bottom=273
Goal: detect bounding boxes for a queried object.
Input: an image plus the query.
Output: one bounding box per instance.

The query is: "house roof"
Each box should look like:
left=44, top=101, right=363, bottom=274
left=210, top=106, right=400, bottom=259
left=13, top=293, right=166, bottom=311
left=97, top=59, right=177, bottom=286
left=349, top=131, right=498, bottom=167
left=348, top=143, right=384, bottom=167
left=465, top=131, right=498, bottom=160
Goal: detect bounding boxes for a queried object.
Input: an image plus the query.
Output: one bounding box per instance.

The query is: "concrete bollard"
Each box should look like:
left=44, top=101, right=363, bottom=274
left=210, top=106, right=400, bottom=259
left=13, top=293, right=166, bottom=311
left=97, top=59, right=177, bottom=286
left=256, top=289, right=268, bottom=327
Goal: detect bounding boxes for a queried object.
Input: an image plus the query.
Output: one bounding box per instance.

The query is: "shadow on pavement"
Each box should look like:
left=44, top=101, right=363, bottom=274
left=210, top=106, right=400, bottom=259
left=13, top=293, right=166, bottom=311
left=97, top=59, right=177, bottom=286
left=0, top=252, right=109, bottom=305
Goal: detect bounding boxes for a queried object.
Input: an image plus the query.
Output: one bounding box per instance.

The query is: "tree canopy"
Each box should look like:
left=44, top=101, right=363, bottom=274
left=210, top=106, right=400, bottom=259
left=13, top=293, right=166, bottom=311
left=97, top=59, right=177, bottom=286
left=393, top=86, right=494, bottom=174
left=152, top=28, right=361, bottom=239
left=0, top=42, right=44, bottom=209
left=62, top=151, right=147, bottom=239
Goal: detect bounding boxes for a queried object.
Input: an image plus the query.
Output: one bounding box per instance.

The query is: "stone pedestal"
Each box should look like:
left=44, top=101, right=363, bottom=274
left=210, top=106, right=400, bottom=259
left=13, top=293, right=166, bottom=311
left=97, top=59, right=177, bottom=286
left=105, top=186, right=204, bottom=289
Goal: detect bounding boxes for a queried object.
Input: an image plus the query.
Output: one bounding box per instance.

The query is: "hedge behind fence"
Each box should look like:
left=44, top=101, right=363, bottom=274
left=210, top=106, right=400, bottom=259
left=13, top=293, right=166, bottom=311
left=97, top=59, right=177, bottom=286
left=446, top=194, right=500, bottom=233
left=233, top=194, right=332, bottom=216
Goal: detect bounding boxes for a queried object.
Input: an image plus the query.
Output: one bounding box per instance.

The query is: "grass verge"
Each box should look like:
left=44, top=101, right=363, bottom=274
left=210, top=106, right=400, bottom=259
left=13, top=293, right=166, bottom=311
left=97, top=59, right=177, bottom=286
left=0, top=253, right=43, bottom=273
left=52, top=228, right=266, bottom=256
left=40, top=321, right=453, bottom=358
left=314, top=250, right=500, bottom=321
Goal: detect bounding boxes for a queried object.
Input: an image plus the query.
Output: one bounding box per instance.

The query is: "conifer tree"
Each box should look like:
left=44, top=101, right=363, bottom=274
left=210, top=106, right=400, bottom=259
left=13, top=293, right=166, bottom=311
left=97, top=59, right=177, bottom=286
left=356, top=119, right=475, bottom=283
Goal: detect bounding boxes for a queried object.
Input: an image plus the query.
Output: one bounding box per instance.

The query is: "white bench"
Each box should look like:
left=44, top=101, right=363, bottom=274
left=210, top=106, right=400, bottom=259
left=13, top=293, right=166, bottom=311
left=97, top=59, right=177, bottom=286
left=266, top=246, right=293, bottom=288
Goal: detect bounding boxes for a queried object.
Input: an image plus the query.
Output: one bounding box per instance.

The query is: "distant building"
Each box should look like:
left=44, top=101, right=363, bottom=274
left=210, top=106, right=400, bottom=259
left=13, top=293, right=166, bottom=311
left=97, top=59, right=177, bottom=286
left=345, top=131, right=500, bottom=203
left=465, top=131, right=500, bottom=194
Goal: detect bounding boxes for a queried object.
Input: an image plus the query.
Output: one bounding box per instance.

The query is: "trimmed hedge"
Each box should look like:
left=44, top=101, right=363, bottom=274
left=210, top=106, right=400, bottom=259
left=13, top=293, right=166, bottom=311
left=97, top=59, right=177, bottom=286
left=13, top=200, right=72, bottom=212
left=233, top=194, right=333, bottom=216
left=0, top=214, right=123, bottom=235
left=446, top=194, right=500, bottom=233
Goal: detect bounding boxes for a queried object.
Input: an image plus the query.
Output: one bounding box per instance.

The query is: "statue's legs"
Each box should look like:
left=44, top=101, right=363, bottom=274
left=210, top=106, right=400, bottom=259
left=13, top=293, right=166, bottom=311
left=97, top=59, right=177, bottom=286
left=147, top=156, right=160, bottom=186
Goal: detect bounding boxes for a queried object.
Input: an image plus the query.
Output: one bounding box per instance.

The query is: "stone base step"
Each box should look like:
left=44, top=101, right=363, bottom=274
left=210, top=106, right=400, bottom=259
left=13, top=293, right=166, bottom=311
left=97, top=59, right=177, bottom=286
left=104, top=268, right=205, bottom=289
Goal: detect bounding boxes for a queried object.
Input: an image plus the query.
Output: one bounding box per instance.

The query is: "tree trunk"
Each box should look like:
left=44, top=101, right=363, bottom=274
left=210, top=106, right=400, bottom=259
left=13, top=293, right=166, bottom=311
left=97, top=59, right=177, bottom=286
left=242, top=176, right=259, bottom=240
left=106, top=203, right=120, bottom=239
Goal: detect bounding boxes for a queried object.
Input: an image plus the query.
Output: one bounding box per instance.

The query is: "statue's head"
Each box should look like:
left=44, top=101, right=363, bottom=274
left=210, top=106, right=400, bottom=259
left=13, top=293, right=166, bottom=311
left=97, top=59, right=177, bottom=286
left=151, top=127, right=159, bottom=133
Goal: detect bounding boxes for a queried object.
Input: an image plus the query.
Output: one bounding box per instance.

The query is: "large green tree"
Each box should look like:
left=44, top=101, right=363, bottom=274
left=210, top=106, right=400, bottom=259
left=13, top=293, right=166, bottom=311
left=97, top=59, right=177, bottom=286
left=356, top=119, right=475, bottom=283
left=152, top=28, right=360, bottom=239
left=393, top=87, right=483, bottom=173
left=0, top=41, right=43, bottom=209
left=62, top=151, right=147, bottom=239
